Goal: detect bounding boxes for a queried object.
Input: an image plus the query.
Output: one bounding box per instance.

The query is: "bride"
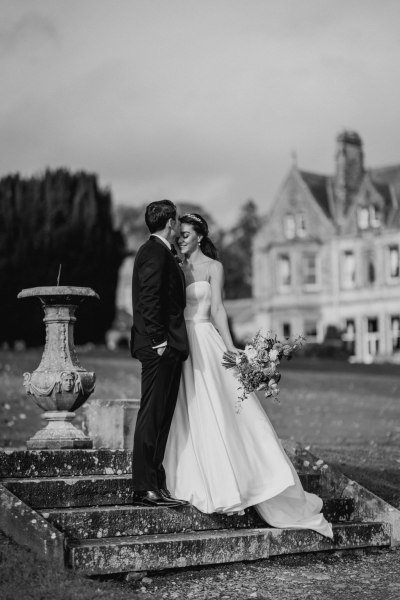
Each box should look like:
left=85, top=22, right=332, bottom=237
left=164, top=213, right=333, bottom=539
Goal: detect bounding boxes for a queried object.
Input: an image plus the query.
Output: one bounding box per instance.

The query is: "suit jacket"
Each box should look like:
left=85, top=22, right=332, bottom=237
left=130, top=236, right=189, bottom=359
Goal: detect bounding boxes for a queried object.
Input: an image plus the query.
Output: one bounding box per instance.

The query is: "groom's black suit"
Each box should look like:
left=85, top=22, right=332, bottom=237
left=130, top=235, right=189, bottom=492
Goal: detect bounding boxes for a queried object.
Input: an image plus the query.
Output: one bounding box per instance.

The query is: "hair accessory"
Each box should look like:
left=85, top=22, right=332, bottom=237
left=183, top=213, right=203, bottom=224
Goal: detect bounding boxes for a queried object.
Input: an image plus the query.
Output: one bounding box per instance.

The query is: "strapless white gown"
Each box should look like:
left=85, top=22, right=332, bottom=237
left=164, top=281, right=333, bottom=538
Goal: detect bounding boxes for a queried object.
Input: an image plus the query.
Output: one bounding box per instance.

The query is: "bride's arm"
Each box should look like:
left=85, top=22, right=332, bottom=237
left=209, top=261, right=237, bottom=353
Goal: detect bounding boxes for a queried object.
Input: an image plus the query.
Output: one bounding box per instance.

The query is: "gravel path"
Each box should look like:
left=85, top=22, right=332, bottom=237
left=118, top=547, right=400, bottom=599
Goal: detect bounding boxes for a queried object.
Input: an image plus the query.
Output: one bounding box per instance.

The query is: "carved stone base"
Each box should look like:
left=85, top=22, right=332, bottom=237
left=27, top=411, right=93, bottom=449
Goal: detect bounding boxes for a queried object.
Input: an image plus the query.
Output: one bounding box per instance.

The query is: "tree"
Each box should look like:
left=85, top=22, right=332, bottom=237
left=219, top=199, right=261, bottom=298
left=0, top=169, right=125, bottom=346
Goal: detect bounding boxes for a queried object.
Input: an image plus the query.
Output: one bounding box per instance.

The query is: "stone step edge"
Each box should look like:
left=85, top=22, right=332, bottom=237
left=41, top=498, right=356, bottom=539
left=1, top=472, right=321, bottom=483
left=66, top=522, right=391, bottom=575
left=67, top=521, right=387, bottom=548
left=0, top=449, right=131, bottom=479
left=0, top=442, right=311, bottom=479
left=0, top=482, right=65, bottom=566
left=299, top=446, right=400, bottom=546
left=42, top=496, right=353, bottom=518
left=2, top=473, right=322, bottom=510
left=67, top=521, right=390, bottom=548
left=1, top=472, right=321, bottom=494
left=1, top=474, right=134, bottom=483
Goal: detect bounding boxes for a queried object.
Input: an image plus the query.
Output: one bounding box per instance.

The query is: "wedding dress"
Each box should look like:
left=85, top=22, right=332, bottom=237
left=164, top=280, right=333, bottom=538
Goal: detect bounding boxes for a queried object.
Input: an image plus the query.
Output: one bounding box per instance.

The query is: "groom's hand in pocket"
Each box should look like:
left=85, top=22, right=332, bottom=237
left=153, top=341, right=167, bottom=356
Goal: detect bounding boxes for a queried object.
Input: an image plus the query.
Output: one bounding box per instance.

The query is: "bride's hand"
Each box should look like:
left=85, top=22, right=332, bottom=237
left=226, top=346, right=240, bottom=355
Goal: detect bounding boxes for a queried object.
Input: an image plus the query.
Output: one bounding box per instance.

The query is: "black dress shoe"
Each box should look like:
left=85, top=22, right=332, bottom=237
left=132, top=490, right=183, bottom=508
left=160, top=488, right=189, bottom=506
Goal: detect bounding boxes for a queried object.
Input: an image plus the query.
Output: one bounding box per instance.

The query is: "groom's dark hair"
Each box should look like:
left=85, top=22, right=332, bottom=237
left=145, top=199, right=177, bottom=233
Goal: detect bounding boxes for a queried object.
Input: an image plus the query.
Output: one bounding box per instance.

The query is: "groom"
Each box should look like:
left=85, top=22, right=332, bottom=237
left=130, top=199, right=189, bottom=507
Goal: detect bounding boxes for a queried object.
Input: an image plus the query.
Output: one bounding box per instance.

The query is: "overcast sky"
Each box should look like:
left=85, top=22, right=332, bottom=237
left=1, top=1, right=400, bottom=226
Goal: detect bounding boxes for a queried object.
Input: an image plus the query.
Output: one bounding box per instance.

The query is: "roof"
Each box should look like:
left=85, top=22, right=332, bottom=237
left=299, top=170, right=332, bottom=219
left=299, top=163, right=400, bottom=226
left=370, top=164, right=400, bottom=199
left=370, top=178, right=393, bottom=211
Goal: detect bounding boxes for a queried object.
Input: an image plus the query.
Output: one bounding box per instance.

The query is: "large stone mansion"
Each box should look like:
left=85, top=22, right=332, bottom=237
left=109, top=130, right=400, bottom=363
left=251, top=130, right=400, bottom=363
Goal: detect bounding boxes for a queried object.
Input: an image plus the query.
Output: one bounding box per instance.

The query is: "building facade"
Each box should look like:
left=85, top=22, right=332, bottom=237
left=253, top=131, right=400, bottom=363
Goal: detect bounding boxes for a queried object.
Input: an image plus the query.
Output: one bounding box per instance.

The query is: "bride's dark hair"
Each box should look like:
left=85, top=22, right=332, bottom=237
left=179, top=213, right=219, bottom=260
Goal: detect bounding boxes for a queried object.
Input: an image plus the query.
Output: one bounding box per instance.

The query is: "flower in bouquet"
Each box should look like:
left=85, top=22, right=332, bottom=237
left=263, top=364, right=276, bottom=377
left=221, top=330, right=305, bottom=410
left=268, top=348, right=280, bottom=362
left=244, top=344, right=258, bottom=363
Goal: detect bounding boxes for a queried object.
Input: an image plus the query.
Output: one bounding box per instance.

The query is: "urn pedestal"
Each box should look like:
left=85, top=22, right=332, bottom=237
left=18, top=286, right=100, bottom=449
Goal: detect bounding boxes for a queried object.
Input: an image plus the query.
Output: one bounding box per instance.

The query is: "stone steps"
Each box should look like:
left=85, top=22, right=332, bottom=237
left=41, top=498, right=355, bottom=540
left=0, top=449, right=131, bottom=479
left=66, top=522, right=391, bottom=575
left=1, top=447, right=398, bottom=575
left=0, top=447, right=320, bottom=479
left=1, top=472, right=323, bottom=509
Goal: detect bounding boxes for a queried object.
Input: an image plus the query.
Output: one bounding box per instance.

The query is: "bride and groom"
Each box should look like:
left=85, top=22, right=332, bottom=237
left=130, top=199, right=333, bottom=539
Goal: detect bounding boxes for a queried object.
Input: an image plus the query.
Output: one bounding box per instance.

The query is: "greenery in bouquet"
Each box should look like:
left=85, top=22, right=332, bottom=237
left=222, top=330, right=305, bottom=407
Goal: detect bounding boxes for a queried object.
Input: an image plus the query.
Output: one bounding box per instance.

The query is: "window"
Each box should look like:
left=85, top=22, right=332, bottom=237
left=303, top=252, right=318, bottom=287
left=365, top=249, right=375, bottom=285
left=370, top=205, right=381, bottom=228
left=277, top=254, right=291, bottom=290
left=388, top=245, right=400, bottom=280
left=391, top=317, right=400, bottom=351
left=368, top=259, right=375, bottom=284
left=282, top=323, right=291, bottom=338
left=297, top=212, right=307, bottom=237
left=304, top=320, right=317, bottom=341
left=366, top=317, right=379, bottom=357
left=283, top=214, right=295, bottom=239
left=342, top=250, right=356, bottom=288
left=357, top=207, right=369, bottom=229
left=342, top=319, right=356, bottom=355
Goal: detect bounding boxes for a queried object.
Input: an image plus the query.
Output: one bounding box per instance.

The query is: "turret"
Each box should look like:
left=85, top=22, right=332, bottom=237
left=334, top=130, right=364, bottom=215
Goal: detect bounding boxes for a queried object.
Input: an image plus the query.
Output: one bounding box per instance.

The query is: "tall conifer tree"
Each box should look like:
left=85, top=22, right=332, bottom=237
left=0, top=169, right=125, bottom=346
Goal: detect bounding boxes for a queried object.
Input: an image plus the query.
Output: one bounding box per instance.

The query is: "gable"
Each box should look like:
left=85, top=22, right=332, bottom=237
left=341, top=172, right=396, bottom=234
left=255, top=167, right=335, bottom=249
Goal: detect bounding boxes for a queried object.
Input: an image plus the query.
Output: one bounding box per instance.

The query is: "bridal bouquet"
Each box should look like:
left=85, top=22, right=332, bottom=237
left=222, top=330, right=305, bottom=406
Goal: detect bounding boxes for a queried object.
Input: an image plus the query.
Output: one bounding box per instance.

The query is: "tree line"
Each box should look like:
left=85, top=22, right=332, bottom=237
left=0, top=169, right=125, bottom=346
left=0, top=168, right=260, bottom=347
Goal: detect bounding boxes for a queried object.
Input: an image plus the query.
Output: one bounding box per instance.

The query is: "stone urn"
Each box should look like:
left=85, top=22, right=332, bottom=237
left=18, top=286, right=100, bottom=449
